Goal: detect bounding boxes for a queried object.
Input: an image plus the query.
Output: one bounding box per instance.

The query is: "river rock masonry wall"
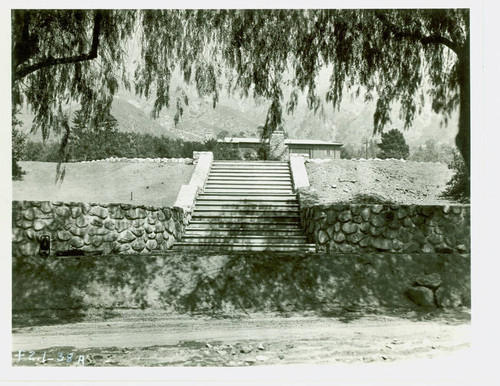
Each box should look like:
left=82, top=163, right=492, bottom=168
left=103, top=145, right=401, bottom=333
left=12, top=201, right=190, bottom=257
left=300, top=202, right=470, bottom=254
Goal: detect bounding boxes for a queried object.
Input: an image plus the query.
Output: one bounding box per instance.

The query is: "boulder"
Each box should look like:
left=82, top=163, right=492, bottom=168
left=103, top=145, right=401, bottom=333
left=372, top=238, right=392, bottom=251
left=333, top=232, right=346, bottom=243
left=360, top=208, right=371, bottom=221
left=145, top=223, right=155, bottom=234
left=40, top=201, right=53, bottom=214
left=70, top=237, right=84, bottom=248
left=57, top=231, right=72, bottom=241
left=370, top=226, right=384, bottom=237
left=71, top=207, right=82, bottom=219
left=396, top=208, right=408, bottom=219
left=23, top=208, right=35, bottom=221
left=435, top=287, right=465, bottom=308
left=146, top=239, right=158, bottom=250
left=317, top=229, right=329, bottom=244
left=326, top=210, right=337, bottom=225
left=92, top=237, right=103, bottom=247
left=116, top=220, right=130, bottom=233
left=360, top=222, right=370, bottom=233
left=415, top=273, right=442, bottom=289
left=338, top=210, right=352, bottom=222
left=90, top=206, right=108, bottom=219
left=342, top=222, right=358, bottom=234
left=103, top=233, right=118, bottom=242
left=162, top=208, right=172, bottom=220
left=403, top=241, right=420, bottom=253
left=76, top=216, right=88, bottom=228
left=55, top=206, right=71, bottom=218
left=131, top=239, right=146, bottom=252
left=12, top=228, right=25, bottom=243
left=346, top=233, right=364, bottom=244
left=406, top=287, right=435, bottom=307
left=392, top=239, right=404, bottom=250
left=339, top=243, right=355, bottom=252
left=33, top=219, right=45, bottom=231
left=118, top=230, right=136, bottom=244
left=92, top=218, right=103, bottom=227
left=104, top=220, right=116, bottom=230
left=370, top=215, right=385, bottom=228
left=131, top=227, right=145, bottom=237
left=109, top=206, right=125, bottom=219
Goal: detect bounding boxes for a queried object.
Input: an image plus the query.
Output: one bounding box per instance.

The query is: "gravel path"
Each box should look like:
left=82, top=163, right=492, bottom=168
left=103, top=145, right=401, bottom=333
left=12, top=309, right=470, bottom=367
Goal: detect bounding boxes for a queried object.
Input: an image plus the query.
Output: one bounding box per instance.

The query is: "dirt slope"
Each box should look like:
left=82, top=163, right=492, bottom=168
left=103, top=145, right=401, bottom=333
left=13, top=161, right=194, bottom=207
left=306, top=159, right=455, bottom=205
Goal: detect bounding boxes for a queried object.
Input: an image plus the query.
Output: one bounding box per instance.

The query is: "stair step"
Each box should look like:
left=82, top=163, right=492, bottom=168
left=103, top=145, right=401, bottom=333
left=209, top=172, right=291, bottom=178
left=181, top=236, right=307, bottom=244
left=207, top=180, right=292, bottom=186
left=213, top=161, right=288, bottom=165
left=203, top=189, right=294, bottom=194
left=193, top=209, right=299, bottom=216
left=173, top=242, right=316, bottom=252
left=190, top=217, right=299, bottom=224
left=184, top=229, right=304, bottom=236
left=207, top=176, right=292, bottom=181
left=194, top=202, right=299, bottom=209
left=187, top=221, right=302, bottom=229
left=211, top=164, right=289, bottom=167
left=210, top=166, right=289, bottom=169
left=205, top=185, right=292, bottom=191
left=197, top=194, right=297, bottom=200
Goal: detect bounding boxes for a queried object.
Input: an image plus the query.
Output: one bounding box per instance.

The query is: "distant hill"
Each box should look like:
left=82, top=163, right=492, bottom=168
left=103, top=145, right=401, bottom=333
left=16, top=72, right=459, bottom=152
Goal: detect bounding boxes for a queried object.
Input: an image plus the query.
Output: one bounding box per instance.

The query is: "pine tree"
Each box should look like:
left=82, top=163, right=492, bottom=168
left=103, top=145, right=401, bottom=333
left=377, top=129, right=410, bottom=159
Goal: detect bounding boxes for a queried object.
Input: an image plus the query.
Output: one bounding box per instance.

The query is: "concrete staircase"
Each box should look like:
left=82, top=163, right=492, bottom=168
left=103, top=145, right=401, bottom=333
left=174, top=160, right=316, bottom=252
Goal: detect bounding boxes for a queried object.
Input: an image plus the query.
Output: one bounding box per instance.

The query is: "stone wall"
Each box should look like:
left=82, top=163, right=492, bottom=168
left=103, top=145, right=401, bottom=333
left=81, top=157, right=193, bottom=164
left=12, top=201, right=190, bottom=257
left=299, top=198, right=470, bottom=254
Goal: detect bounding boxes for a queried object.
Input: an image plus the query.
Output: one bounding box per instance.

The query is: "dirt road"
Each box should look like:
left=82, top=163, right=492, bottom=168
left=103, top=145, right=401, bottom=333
left=12, top=309, right=470, bottom=367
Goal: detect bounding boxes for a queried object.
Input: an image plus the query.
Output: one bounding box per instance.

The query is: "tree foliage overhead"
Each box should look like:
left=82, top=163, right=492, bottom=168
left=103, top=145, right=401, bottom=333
left=12, top=9, right=470, bottom=169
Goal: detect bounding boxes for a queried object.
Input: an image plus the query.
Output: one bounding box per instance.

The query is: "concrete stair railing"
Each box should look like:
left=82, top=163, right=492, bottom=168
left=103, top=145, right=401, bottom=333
left=174, top=160, right=316, bottom=252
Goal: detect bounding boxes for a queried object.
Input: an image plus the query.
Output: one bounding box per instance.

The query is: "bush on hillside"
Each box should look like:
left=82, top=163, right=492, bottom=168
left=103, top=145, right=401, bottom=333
left=12, top=127, right=26, bottom=180
left=409, top=139, right=455, bottom=164
left=441, top=150, right=470, bottom=203
left=377, top=129, right=410, bottom=160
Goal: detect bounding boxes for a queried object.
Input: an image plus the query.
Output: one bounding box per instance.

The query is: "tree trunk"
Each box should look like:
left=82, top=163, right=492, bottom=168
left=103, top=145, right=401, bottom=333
left=455, top=38, right=470, bottom=173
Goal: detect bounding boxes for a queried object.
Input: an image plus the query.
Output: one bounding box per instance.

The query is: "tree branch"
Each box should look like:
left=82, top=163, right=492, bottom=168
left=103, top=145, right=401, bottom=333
left=374, top=10, right=460, bottom=55
left=14, top=11, right=103, bottom=81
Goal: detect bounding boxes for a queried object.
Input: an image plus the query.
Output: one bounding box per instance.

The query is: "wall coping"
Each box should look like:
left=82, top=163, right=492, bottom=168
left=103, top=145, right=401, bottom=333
left=174, top=152, right=213, bottom=211
left=79, top=157, right=193, bottom=164
left=289, top=156, right=310, bottom=191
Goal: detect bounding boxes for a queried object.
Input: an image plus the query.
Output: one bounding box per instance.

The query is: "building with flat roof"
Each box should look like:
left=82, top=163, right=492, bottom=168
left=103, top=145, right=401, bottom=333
left=218, top=137, right=343, bottom=159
